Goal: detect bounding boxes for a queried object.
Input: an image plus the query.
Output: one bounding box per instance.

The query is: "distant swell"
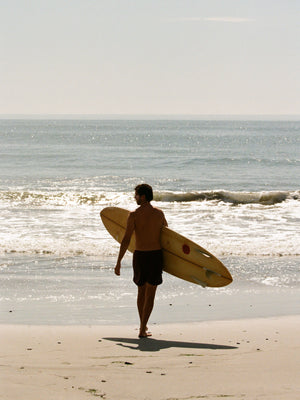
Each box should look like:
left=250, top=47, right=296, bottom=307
left=154, top=190, right=300, bottom=205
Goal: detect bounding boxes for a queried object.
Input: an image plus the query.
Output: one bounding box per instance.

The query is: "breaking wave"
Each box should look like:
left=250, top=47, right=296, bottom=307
left=0, top=191, right=109, bottom=207
left=154, top=190, right=300, bottom=205
left=0, top=189, right=299, bottom=207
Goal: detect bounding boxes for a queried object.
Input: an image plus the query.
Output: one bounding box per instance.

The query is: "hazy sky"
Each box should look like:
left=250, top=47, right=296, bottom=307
left=1, top=0, right=299, bottom=115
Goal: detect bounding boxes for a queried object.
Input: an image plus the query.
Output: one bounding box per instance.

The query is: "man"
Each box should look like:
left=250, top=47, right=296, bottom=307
left=115, top=184, right=168, bottom=338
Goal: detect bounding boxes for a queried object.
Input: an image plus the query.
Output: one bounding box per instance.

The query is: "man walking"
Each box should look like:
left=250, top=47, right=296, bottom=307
left=115, top=184, right=168, bottom=338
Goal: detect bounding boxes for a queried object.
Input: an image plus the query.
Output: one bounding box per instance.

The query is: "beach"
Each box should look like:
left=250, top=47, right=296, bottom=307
left=1, top=316, right=299, bottom=400
left=1, top=118, right=299, bottom=399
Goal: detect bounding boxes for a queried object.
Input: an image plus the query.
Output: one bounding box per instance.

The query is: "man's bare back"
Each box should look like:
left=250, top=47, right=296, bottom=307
left=132, top=203, right=167, bottom=251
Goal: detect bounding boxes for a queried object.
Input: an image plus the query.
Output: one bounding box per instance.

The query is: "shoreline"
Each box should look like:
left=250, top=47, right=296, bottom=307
left=1, top=313, right=300, bottom=329
left=2, top=282, right=299, bottom=325
left=1, top=315, right=299, bottom=400
left=2, top=311, right=300, bottom=328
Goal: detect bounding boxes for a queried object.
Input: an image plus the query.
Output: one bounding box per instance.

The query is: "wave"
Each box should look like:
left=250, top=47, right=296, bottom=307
left=1, top=239, right=299, bottom=258
left=154, top=190, right=300, bottom=205
left=0, top=238, right=119, bottom=258
left=0, top=191, right=108, bottom=206
left=0, top=189, right=299, bottom=207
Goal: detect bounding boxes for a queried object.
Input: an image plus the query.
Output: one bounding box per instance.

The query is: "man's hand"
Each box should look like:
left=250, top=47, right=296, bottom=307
left=114, top=262, right=121, bottom=276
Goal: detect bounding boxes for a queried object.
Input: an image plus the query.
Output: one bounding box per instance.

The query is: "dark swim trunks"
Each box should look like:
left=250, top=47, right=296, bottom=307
left=133, top=249, right=163, bottom=286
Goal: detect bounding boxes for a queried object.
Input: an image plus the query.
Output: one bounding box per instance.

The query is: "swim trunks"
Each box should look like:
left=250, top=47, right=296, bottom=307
left=133, top=249, right=163, bottom=286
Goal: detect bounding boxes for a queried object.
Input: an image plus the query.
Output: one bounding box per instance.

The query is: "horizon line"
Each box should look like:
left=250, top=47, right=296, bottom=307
left=0, top=113, right=299, bottom=121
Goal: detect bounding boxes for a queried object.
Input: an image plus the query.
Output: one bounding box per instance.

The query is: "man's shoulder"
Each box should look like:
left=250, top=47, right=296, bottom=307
left=152, top=206, right=165, bottom=216
left=151, top=207, right=166, bottom=222
left=129, top=210, right=136, bottom=217
left=127, top=211, right=136, bottom=222
left=133, top=205, right=164, bottom=217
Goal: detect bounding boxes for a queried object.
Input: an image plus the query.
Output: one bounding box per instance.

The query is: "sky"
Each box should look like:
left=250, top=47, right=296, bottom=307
left=1, top=0, right=299, bottom=116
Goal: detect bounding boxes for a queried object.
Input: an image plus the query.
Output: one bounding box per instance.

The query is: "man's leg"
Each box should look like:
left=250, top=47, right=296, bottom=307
left=138, top=283, right=157, bottom=337
left=137, top=284, right=146, bottom=327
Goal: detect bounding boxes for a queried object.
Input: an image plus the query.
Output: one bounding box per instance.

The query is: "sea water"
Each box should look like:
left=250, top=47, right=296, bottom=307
left=0, top=119, right=299, bottom=324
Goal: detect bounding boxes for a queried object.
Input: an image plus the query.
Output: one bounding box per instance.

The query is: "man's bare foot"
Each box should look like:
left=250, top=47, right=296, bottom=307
left=139, top=325, right=152, bottom=338
left=139, top=331, right=152, bottom=338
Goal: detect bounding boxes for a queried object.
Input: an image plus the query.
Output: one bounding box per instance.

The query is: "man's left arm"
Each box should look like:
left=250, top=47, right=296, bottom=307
left=114, top=213, right=135, bottom=276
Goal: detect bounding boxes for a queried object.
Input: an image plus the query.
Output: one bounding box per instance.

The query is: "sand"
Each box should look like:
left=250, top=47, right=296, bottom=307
left=1, top=316, right=299, bottom=400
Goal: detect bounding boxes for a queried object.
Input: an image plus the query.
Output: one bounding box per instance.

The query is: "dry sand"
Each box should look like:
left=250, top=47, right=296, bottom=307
left=1, top=316, right=299, bottom=400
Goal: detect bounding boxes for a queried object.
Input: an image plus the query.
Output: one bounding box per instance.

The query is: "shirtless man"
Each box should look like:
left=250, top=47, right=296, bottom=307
left=114, top=184, right=167, bottom=338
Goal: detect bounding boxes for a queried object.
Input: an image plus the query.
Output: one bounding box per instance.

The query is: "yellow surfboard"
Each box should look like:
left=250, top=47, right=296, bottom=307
left=100, top=207, right=232, bottom=288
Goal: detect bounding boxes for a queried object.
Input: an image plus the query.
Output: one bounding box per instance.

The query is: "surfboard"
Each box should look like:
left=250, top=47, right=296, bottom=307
left=100, top=206, right=233, bottom=288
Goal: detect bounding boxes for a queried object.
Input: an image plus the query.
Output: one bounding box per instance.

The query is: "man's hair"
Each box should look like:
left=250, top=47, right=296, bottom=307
left=135, top=184, right=153, bottom=202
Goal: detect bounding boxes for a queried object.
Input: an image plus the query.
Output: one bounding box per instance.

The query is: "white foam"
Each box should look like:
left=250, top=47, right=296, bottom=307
left=0, top=189, right=299, bottom=257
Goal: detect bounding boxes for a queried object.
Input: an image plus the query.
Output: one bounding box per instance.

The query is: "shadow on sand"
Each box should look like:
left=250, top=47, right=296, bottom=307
left=103, top=337, right=238, bottom=352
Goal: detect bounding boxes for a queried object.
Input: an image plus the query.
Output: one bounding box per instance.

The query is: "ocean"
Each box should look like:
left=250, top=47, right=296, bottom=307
left=0, top=118, right=299, bottom=325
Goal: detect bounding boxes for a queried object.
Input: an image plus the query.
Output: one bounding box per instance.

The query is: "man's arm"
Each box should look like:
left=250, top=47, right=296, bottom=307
left=114, top=213, right=135, bottom=276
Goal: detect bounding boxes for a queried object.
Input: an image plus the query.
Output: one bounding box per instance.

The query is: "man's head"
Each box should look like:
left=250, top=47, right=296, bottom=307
left=135, top=184, right=153, bottom=204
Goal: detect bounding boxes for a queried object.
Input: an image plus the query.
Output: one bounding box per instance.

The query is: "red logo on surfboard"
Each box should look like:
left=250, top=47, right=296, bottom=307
left=182, top=244, right=190, bottom=254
